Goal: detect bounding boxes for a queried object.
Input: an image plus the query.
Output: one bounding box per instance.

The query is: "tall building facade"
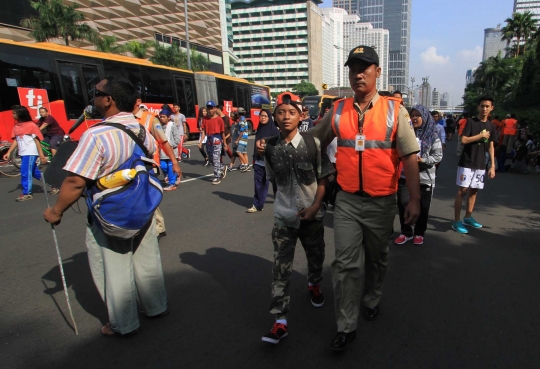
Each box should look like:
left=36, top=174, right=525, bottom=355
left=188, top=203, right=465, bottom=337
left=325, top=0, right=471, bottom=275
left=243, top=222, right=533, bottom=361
left=483, top=26, right=507, bottom=61
left=332, top=0, right=358, bottom=15
left=431, top=88, right=440, bottom=110
left=514, top=0, right=540, bottom=21
left=334, top=0, right=412, bottom=93
left=231, top=0, right=323, bottom=92
left=342, top=16, right=389, bottom=91
left=466, top=69, right=476, bottom=85
left=321, top=8, right=347, bottom=89
left=419, top=79, right=431, bottom=109
left=0, top=0, right=233, bottom=74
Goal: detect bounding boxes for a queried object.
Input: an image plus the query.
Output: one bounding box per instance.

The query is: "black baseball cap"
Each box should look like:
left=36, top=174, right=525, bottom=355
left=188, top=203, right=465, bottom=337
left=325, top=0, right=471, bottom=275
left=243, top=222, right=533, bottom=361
left=344, top=45, right=379, bottom=67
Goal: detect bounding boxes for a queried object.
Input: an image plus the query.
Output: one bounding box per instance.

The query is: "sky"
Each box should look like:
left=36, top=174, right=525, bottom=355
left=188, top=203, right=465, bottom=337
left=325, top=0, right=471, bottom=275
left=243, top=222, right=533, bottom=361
left=319, top=0, right=513, bottom=106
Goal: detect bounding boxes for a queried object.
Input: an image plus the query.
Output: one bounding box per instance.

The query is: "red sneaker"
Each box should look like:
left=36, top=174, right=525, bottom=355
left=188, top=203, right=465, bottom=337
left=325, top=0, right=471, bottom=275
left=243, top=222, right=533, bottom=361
left=394, top=234, right=413, bottom=244
left=413, top=236, right=424, bottom=245
left=261, top=322, right=288, bottom=344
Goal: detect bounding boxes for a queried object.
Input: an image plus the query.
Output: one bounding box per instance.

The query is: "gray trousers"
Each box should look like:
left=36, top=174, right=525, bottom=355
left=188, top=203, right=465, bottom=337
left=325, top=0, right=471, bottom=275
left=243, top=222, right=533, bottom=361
left=332, top=190, right=396, bottom=333
left=503, top=134, right=516, bottom=154
left=86, top=217, right=167, bottom=334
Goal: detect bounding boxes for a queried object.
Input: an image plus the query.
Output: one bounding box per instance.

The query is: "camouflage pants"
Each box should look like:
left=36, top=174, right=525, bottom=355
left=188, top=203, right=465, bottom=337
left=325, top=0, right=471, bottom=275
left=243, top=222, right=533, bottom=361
left=206, top=135, right=224, bottom=178
left=269, top=220, right=325, bottom=320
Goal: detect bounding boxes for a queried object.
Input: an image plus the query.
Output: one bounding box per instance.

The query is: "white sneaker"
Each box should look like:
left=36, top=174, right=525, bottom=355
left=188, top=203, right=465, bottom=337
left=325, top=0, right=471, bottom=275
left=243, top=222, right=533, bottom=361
left=246, top=205, right=259, bottom=213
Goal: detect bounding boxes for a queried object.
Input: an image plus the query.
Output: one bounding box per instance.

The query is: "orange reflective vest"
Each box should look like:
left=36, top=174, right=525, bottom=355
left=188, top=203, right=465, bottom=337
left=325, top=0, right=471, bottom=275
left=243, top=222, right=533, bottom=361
left=331, top=96, right=400, bottom=196
left=137, top=110, right=161, bottom=165
left=503, top=118, right=517, bottom=135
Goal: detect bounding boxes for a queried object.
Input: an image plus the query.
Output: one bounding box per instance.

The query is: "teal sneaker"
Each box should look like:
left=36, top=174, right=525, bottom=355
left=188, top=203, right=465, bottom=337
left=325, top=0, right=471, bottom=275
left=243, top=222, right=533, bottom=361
left=452, top=221, right=468, bottom=234
left=463, top=217, right=482, bottom=228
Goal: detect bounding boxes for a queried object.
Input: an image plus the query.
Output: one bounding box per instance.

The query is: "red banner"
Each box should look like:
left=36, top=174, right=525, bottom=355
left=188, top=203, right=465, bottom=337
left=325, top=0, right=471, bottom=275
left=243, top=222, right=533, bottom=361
left=223, top=100, right=233, bottom=117
left=17, top=87, right=51, bottom=120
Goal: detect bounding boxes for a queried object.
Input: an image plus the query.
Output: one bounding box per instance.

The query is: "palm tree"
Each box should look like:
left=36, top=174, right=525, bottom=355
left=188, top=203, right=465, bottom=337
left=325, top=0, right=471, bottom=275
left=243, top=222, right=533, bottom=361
left=94, top=35, right=125, bottom=54
left=125, top=40, right=151, bottom=59
left=20, top=0, right=96, bottom=46
left=501, top=11, right=538, bottom=56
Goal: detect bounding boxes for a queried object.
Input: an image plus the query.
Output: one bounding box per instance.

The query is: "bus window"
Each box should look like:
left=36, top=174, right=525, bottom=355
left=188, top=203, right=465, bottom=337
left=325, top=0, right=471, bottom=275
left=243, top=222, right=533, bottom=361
left=57, top=62, right=85, bottom=119
left=141, top=67, right=173, bottom=103
left=56, top=61, right=101, bottom=119
left=102, top=60, right=143, bottom=97
left=216, top=78, right=235, bottom=106
left=173, top=76, right=196, bottom=118
left=184, top=79, right=196, bottom=118
left=82, top=65, right=100, bottom=105
left=0, top=52, right=58, bottom=111
left=236, top=86, right=250, bottom=113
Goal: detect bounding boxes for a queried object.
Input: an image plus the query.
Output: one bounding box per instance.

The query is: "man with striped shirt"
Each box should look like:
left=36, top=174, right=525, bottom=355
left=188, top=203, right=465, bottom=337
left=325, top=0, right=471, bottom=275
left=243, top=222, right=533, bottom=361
left=44, top=77, right=168, bottom=336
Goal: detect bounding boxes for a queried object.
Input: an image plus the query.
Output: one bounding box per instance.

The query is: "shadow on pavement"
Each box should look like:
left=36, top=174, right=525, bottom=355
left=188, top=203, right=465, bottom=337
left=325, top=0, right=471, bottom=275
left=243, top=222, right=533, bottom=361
left=41, top=252, right=108, bottom=325
left=212, top=191, right=253, bottom=208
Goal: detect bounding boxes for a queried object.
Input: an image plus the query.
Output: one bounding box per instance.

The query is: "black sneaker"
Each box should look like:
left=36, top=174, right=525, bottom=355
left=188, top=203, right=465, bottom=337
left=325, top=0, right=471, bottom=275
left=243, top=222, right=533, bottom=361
left=261, top=322, right=288, bottom=344
left=246, top=164, right=252, bottom=172
left=363, top=305, right=379, bottom=321
left=330, top=331, right=356, bottom=351
left=308, top=284, right=325, bottom=307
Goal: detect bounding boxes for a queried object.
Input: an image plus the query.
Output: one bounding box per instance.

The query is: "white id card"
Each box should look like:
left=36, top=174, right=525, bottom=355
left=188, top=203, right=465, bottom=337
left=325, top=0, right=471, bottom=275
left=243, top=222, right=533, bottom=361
left=355, top=134, right=366, bottom=151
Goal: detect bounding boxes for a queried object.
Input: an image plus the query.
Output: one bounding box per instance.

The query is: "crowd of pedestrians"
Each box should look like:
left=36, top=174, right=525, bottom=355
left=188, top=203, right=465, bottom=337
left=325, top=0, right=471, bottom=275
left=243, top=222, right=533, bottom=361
left=4, top=43, right=528, bottom=352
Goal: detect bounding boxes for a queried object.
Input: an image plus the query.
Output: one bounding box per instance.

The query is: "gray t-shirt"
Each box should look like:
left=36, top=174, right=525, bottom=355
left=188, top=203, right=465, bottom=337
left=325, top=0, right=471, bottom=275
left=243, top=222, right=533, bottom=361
left=265, top=132, right=335, bottom=228
left=171, top=113, right=186, bottom=136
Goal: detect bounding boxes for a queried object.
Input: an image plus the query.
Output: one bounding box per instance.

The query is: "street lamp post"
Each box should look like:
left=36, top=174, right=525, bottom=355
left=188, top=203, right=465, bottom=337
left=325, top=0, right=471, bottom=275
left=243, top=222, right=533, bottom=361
left=184, top=0, right=191, bottom=70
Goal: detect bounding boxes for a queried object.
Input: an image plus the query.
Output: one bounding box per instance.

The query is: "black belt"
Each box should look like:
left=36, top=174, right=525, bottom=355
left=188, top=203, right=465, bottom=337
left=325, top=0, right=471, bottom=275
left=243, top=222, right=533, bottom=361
left=353, top=190, right=372, bottom=198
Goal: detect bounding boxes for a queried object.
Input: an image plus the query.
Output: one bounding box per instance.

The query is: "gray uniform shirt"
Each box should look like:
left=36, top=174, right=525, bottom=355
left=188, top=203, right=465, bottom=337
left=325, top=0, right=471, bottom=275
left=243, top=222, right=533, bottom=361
left=265, top=132, right=335, bottom=229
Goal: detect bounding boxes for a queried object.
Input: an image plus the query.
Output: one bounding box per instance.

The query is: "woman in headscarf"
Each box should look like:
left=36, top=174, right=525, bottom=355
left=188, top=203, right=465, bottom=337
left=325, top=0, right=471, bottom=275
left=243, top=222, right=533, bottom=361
left=197, top=106, right=209, bottom=166
left=246, top=109, right=279, bottom=213
left=394, top=104, right=443, bottom=245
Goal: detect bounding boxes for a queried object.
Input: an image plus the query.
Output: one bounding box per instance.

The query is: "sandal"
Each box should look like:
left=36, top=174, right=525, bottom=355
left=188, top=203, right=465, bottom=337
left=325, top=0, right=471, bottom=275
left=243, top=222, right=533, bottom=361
left=101, top=322, right=139, bottom=337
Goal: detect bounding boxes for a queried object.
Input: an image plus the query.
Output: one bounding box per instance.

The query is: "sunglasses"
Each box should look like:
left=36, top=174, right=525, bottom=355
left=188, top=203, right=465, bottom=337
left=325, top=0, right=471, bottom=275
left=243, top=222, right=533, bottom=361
left=206, top=106, right=215, bottom=109
left=94, top=89, right=111, bottom=98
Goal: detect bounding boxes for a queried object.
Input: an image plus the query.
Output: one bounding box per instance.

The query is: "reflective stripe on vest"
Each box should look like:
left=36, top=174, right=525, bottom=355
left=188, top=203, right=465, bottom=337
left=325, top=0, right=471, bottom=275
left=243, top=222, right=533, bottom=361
left=334, top=99, right=397, bottom=150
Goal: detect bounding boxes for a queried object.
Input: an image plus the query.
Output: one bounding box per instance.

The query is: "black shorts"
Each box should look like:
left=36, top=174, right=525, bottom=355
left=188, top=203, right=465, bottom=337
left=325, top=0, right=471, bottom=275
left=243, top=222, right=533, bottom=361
left=43, top=135, right=63, bottom=149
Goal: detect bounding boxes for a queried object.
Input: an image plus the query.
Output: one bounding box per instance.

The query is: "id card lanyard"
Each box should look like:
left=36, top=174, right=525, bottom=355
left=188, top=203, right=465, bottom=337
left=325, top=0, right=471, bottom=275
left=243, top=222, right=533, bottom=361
left=353, top=97, right=374, bottom=152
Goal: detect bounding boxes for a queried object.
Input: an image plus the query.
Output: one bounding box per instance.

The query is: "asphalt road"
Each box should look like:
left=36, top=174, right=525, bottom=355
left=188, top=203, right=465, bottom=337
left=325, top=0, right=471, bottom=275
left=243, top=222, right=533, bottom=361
left=1, top=138, right=539, bottom=369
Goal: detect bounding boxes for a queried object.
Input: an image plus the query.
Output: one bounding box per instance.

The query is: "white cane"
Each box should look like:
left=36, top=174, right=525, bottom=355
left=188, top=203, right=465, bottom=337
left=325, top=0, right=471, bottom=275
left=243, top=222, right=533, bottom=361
left=42, top=175, right=79, bottom=335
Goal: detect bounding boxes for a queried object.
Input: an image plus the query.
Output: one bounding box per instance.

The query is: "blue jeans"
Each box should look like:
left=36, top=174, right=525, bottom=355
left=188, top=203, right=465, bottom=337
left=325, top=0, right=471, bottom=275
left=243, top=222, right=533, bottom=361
left=20, top=155, right=41, bottom=195
left=253, top=164, right=269, bottom=210
left=159, top=159, right=177, bottom=186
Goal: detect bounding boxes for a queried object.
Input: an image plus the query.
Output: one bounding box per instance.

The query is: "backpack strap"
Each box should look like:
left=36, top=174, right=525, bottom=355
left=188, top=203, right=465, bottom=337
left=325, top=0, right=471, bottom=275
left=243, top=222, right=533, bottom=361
left=263, top=135, right=280, bottom=171
left=300, top=132, right=318, bottom=179
left=95, top=122, right=150, bottom=158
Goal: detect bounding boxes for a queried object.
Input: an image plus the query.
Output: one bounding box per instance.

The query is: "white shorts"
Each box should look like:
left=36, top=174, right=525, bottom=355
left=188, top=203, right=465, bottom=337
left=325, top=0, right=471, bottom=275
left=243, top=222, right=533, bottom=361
left=456, top=167, right=485, bottom=189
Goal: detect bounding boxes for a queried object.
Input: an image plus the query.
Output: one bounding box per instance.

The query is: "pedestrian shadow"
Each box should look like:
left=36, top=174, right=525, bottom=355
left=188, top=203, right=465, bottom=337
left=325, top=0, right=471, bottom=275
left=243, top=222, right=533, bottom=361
left=41, top=252, right=107, bottom=325
left=7, top=183, right=44, bottom=193
left=179, top=247, right=336, bottom=349
left=212, top=191, right=253, bottom=208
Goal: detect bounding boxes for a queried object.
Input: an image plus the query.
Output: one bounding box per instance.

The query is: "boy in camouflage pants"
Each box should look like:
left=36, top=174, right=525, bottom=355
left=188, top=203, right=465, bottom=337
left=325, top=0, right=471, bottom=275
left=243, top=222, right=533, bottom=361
left=261, top=92, right=334, bottom=344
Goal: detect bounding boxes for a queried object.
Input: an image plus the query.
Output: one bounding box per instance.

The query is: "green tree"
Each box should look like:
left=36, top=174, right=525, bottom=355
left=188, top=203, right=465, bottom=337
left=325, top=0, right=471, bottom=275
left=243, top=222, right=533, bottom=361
left=190, top=48, right=211, bottom=71
left=501, top=11, right=538, bottom=56
left=292, top=80, right=318, bottom=98
left=94, top=35, right=125, bottom=54
left=125, top=40, right=152, bottom=59
left=150, top=42, right=187, bottom=68
left=20, top=0, right=96, bottom=46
